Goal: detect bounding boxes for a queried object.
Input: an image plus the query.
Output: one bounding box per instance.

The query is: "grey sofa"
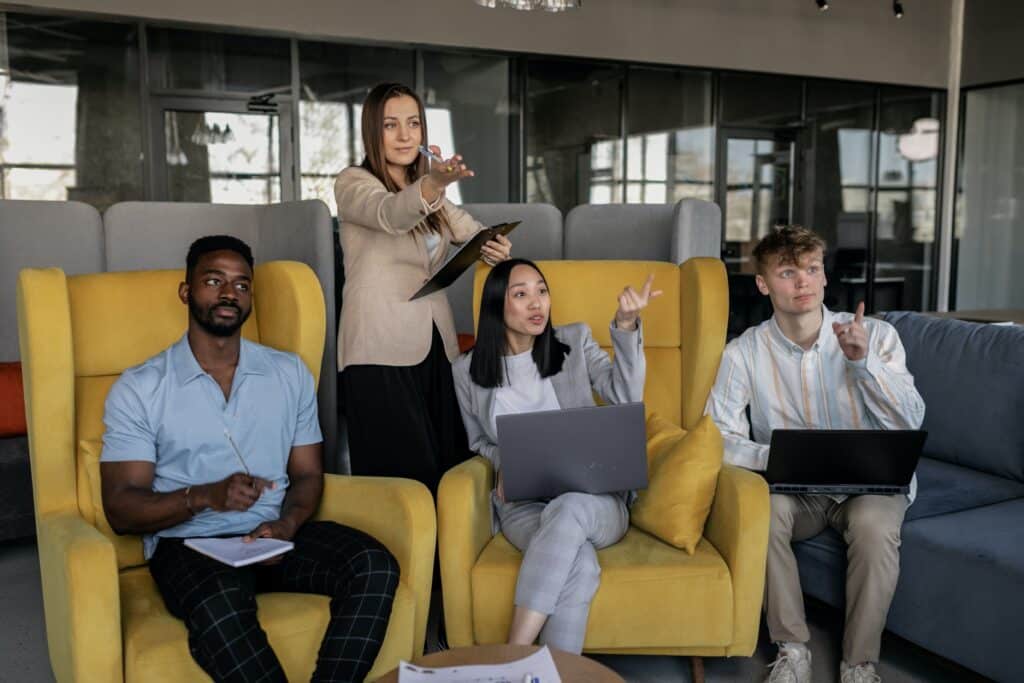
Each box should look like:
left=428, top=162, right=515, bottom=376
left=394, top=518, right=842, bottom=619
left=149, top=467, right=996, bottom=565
left=793, top=312, right=1024, bottom=682
left=0, top=200, right=106, bottom=541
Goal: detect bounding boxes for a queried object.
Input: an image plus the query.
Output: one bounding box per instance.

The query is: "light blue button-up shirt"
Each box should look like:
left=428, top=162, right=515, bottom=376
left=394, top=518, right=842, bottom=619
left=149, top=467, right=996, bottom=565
left=101, top=334, right=323, bottom=558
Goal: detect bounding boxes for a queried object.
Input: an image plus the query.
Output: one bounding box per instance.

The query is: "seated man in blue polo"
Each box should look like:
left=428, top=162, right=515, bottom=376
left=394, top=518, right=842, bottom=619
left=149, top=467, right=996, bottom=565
left=100, top=235, right=399, bottom=683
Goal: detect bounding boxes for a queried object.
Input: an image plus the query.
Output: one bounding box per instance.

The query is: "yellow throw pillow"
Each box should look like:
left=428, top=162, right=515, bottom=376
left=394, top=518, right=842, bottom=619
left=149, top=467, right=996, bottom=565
left=80, top=439, right=147, bottom=568
left=645, top=412, right=686, bottom=457
left=631, top=413, right=723, bottom=554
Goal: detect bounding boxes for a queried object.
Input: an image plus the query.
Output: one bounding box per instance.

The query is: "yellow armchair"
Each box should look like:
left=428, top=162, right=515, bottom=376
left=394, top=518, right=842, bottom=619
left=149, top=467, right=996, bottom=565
left=438, top=259, right=769, bottom=670
left=18, top=262, right=435, bottom=682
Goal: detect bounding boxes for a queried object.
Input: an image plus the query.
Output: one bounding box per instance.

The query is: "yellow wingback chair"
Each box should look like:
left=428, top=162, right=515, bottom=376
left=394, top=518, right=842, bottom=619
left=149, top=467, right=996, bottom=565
left=16, top=261, right=435, bottom=682
left=438, top=258, right=769, bottom=669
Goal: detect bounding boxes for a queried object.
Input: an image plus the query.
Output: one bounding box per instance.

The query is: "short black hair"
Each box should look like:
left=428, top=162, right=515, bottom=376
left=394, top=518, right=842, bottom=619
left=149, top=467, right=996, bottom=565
left=186, top=235, right=254, bottom=280
left=469, top=258, right=570, bottom=389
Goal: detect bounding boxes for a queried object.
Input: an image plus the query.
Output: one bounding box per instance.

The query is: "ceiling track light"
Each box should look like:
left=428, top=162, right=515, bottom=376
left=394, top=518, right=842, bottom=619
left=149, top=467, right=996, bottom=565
left=816, top=0, right=829, bottom=10
left=893, top=1, right=904, bottom=18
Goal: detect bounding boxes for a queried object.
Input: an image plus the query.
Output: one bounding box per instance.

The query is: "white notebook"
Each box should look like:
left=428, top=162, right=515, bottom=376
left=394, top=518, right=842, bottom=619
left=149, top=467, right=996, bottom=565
left=184, top=537, right=294, bottom=567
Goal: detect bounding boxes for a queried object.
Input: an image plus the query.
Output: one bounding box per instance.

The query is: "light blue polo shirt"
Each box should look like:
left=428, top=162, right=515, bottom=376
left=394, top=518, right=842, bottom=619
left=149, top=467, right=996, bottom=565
left=101, top=334, right=323, bottom=558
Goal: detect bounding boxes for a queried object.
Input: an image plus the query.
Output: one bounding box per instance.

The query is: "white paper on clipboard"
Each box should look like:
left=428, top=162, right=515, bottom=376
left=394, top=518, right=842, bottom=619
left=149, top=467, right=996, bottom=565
left=397, top=645, right=561, bottom=683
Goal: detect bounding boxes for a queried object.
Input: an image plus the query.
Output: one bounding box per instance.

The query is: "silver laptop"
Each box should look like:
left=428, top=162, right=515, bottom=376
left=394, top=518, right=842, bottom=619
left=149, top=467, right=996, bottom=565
left=496, top=402, right=648, bottom=502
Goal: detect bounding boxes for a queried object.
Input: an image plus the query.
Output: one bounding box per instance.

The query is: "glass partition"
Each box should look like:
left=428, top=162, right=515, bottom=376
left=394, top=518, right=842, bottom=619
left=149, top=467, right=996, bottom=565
left=626, top=67, right=714, bottom=203
left=148, top=27, right=290, bottom=93
left=297, top=42, right=414, bottom=214
left=800, top=80, right=876, bottom=311
left=422, top=51, right=512, bottom=204
left=526, top=59, right=623, bottom=212
left=875, top=87, right=942, bottom=311
left=0, top=13, right=143, bottom=210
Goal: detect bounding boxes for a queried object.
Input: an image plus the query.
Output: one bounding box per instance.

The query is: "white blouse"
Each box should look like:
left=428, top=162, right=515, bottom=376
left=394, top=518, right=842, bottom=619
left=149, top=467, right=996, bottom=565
left=491, top=349, right=562, bottom=435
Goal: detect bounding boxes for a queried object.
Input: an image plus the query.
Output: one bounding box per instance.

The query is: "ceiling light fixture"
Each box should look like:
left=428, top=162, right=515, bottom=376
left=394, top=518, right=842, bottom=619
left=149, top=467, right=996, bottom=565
left=816, top=0, right=829, bottom=11
left=893, top=1, right=904, bottom=18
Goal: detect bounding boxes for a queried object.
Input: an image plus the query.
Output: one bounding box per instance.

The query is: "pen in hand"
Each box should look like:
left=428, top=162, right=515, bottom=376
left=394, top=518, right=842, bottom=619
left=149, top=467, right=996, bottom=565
left=223, top=428, right=252, bottom=478
left=418, top=144, right=448, bottom=167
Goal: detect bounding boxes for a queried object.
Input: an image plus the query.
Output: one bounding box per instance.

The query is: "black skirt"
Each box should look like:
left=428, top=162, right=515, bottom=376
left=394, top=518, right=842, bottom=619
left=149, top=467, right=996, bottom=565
left=340, top=324, right=470, bottom=494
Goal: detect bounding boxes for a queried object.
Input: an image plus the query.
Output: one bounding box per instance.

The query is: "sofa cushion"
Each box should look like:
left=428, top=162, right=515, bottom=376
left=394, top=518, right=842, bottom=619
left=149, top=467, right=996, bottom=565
left=632, top=414, right=722, bottom=554
left=119, top=566, right=415, bottom=683
left=886, top=499, right=1024, bottom=683
left=471, top=528, right=734, bottom=649
left=882, top=312, right=1024, bottom=482
left=0, top=435, right=34, bottom=541
left=906, top=456, right=1024, bottom=522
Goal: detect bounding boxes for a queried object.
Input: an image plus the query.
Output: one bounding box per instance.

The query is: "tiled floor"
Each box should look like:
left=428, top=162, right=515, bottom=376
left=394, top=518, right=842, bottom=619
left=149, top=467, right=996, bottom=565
left=1, top=536, right=991, bottom=682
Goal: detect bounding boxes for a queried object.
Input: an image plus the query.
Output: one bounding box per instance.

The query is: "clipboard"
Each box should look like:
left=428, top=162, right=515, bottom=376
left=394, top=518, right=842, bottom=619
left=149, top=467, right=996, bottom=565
left=409, top=221, right=520, bottom=300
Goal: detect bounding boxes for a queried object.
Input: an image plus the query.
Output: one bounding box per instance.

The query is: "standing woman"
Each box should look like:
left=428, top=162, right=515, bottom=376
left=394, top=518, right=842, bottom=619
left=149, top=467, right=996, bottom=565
left=452, top=258, right=660, bottom=654
left=335, top=82, right=511, bottom=492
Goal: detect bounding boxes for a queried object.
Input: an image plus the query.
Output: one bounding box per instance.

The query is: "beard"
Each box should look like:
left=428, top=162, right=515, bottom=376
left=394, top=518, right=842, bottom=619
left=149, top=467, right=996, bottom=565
left=187, top=294, right=250, bottom=337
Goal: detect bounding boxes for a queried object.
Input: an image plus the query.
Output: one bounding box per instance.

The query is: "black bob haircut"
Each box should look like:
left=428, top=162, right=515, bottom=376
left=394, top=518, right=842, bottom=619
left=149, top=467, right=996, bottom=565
left=469, top=258, right=570, bottom=389
left=186, top=235, right=255, bottom=280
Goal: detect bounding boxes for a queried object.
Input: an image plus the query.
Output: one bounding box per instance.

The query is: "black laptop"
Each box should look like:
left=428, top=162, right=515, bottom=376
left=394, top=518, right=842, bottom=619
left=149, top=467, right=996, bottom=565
left=765, top=429, right=926, bottom=495
left=496, top=402, right=648, bottom=502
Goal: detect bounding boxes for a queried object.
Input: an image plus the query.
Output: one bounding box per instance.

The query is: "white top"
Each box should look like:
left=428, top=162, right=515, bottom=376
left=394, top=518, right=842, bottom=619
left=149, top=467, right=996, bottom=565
left=705, top=306, right=926, bottom=502
left=423, top=230, right=442, bottom=260
left=491, top=348, right=562, bottom=435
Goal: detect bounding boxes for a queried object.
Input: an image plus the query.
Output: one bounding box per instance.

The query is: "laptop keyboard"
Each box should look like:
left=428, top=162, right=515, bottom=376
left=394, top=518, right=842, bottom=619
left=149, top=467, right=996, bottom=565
left=770, top=484, right=906, bottom=495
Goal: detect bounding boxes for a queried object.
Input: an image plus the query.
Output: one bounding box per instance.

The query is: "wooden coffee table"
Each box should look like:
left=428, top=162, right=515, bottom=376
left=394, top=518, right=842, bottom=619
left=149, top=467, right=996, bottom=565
left=375, top=644, right=624, bottom=682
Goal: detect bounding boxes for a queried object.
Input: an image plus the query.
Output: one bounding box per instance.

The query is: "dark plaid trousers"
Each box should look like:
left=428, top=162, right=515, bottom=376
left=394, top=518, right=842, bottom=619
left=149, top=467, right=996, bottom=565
left=149, top=520, right=399, bottom=683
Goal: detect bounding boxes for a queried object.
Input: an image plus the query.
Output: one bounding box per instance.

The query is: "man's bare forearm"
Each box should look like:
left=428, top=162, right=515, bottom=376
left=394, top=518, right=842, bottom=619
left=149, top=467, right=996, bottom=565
left=279, top=473, right=322, bottom=532
left=105, top=486, right=194, bottom=535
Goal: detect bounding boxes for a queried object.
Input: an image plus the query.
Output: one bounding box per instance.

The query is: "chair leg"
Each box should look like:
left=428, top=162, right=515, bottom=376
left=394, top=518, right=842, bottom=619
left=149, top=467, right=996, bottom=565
left=690, top=656, right=705, bottom=683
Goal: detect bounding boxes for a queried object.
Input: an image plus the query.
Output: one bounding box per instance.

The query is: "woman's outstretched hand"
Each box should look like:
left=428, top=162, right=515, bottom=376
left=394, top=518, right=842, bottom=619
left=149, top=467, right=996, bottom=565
left=422, top=145, right=474, bottom=202
left=614, top=273, right=662, bottom=331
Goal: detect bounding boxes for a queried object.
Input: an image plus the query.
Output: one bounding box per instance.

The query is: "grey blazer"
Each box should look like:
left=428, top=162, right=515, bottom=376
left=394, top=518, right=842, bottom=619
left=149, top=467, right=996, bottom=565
left=451, top=321, right=645, bottom=473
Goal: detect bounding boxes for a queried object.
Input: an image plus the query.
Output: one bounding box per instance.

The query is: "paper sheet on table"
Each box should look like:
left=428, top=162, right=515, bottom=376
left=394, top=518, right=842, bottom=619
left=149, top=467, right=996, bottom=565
left=397, top=645, right=561, bottom=683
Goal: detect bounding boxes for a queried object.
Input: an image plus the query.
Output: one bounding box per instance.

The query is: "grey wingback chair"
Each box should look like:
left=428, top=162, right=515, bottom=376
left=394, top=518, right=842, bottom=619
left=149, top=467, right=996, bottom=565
left=563, top=198, right=721, bottom=262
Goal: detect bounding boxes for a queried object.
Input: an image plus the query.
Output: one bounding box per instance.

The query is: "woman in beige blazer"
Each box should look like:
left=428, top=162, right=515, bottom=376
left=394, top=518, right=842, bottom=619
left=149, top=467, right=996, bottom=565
left=335, top=82, right=511, bottom=493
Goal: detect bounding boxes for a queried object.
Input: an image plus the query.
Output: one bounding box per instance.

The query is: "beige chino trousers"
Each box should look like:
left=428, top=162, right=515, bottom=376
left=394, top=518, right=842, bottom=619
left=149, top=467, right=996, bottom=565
left=765, top=493, right=908, bottom=664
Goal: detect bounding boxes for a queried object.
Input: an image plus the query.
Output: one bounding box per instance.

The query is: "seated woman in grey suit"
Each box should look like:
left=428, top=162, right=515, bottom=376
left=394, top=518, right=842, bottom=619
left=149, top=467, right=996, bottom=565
left=452, top=258, right=660, bottom=654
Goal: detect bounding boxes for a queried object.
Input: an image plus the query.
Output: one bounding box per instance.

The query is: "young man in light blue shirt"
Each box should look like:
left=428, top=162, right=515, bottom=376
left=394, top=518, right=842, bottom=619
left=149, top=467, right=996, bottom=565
left=100, top=235, right=398, bottom=683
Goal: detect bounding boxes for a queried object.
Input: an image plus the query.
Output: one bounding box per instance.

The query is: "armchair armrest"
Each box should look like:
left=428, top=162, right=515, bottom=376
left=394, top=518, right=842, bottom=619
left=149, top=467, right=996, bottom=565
left=314, top=474, right=435, bottom=657
left=37, top=512, right=123, bottom=683
left=437, top=456, right=494, bottom=647
left=703, top=464, right=770, bottom=656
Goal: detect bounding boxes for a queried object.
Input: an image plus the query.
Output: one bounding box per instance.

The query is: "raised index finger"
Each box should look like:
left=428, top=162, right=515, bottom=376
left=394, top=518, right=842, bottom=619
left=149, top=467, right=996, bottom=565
left=854, top=301, right=865, bottom=324
left=640, top=273, right=655, bottom=298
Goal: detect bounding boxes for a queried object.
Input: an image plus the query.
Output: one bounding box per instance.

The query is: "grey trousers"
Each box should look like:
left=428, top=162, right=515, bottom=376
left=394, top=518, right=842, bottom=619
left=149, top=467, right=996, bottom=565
left=496, top=491, right=629, bottom=654
left=766, top=493, right=908, bottom=665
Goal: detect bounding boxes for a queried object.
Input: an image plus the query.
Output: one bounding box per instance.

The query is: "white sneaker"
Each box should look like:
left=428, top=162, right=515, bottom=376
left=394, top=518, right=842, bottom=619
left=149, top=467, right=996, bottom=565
left=763, top=643, right=812, bottom=683
left=841, top=660, right=881, bottom=683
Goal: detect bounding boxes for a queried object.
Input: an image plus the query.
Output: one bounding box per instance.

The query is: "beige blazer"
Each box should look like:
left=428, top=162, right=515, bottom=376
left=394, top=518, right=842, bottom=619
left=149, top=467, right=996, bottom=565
left=334, top=166, right=484, bottom=370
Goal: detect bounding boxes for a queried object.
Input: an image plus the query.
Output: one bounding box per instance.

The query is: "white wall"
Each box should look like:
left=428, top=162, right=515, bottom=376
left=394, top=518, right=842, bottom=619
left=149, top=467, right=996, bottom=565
left=14, top=0, right=953, bottom=87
